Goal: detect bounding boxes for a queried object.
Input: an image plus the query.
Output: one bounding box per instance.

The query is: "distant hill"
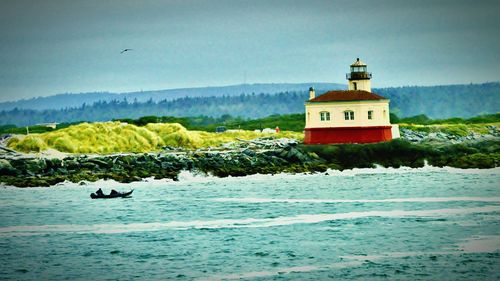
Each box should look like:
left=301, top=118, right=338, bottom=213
left=375, top=83, right=500, bottom=118
left=0, top=83, right=345, bottom=111
left=0, top=82, right=498, bottom=126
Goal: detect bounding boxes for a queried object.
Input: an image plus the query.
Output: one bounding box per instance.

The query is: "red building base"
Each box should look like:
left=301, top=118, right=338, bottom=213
left=304, top=126, right=392, bottom=144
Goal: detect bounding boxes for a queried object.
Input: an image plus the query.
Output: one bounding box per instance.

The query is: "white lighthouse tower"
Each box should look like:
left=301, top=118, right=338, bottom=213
left=347, top=58, right=372, bottom=92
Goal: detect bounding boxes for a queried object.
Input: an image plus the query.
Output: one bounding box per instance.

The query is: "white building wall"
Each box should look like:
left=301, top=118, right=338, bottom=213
left=391, top=124, right=400, bottom=139
left=305, top=100, right=390, bottom=129
left=348, top=79, right=371, bottom=92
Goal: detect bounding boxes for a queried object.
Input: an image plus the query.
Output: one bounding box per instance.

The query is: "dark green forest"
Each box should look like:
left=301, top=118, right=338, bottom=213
left=0, top=82, right=498, bottom=126
left=2, top=112, right=498, bottom=135
left=0, top=83, right=344, bottom=111
left=376, top=82, right=500, bottom=117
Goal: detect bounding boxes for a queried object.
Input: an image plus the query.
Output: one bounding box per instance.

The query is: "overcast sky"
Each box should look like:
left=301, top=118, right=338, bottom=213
left=0, top=0, right=499, bottom=102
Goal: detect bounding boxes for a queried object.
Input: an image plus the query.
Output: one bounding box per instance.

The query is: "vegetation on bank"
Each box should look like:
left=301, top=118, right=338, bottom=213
left=1, top=112, right=498, bottom=136
left=398, top=123, right=498, bottom=136
left=6, top=121, right=303, bottom=153
left=158, top=112, right=499, bottom=136
left=0, top=122, right=80, bottom=135
left=300, top=139, right=500, bottom=170
left=113, top=114, right=307, bottom=132
left=392, top=113, right=500, bottom=124
left=2, top=112, right=498, bottom=155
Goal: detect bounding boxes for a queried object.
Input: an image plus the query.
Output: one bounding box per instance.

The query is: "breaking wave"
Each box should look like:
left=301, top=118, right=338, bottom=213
left=1, top=205, right=498, bottom=237
left=211, top=197, right=500, bottom=204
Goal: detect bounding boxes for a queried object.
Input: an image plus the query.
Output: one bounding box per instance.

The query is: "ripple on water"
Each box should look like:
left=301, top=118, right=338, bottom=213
left=0, top=168, right=499, bottom=281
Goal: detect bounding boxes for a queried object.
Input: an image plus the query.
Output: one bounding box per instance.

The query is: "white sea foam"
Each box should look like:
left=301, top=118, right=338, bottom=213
left=459, top=235, right=500, bottom=253
left=198, top=261, right=364, bottom=281
left=199, top=251, right=455, bottom=280
left=1, top=165, right=498, bottom=189
left=99, top=165, right=495, bottom=188
left=1, top=205, right=498, bottom=237
left=211, top=197, right=500, bottom=204
left=201, top=247, right=500, bottom=280
left=90, top=165, right=499, bottom=190
left=324, top=165, right=500, bottom=176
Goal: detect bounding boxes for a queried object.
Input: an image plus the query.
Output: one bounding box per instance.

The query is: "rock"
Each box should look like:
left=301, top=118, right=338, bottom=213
left=80, top=162, right=98, bottom=170
left=0, top=159, right=18, bottom=176
left=24, top=159, right=47, bottom=176
left=64, top=158, right=80, bottom=169
left=160, top=161, right=172, bottom=169
left=56, top=167, right=68, bottom=175
left=46, top=158, right=62, bottom=169
left=242, top=148, right=256, bottom=157
left=88, top=158, right=111, bottom=168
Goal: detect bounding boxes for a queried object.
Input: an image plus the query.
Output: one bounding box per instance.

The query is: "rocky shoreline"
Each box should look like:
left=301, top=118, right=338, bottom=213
left=0, top=139, right=327, bottom=187
left=1, top=137, right=499, bottom=187
left=399, top=125, right=499, bottom=143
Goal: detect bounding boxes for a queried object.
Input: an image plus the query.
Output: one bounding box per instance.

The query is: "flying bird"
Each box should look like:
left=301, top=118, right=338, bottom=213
left=120, top=48, right=133, bottom=54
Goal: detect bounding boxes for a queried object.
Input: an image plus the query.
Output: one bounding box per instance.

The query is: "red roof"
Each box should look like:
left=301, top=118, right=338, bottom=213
left=309, top=90, right=387, bottom=102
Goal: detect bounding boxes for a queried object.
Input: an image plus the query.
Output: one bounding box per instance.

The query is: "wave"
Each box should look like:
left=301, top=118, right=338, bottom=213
left=2, top=165, right=497, bottom=189
left=1, top=205, right=498, bottom=237
left=198, top=261, right=365, bottom=281
left=323, top=165, right=500, bottom=177
left=200, top=248, right=499, bottom=281
left=211, top=197, right=500, bottom=204
left=159, top=166, right=500, bottom=184
left=459, top=235, right=500, bottom=253
left=97, top=165, right=499, bottom=190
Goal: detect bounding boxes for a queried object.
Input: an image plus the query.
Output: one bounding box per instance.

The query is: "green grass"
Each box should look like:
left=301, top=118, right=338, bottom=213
left=0, top=122, right=82, bottom=135
left=8, top=121, right=303, bottom=154
left=399, top=122, right=498, bottom=136
left=3, top=113, right=498, bottom=135
left=4, top=113, right=498, bottom=154
left=114, top=114, right=306, bottom=132
left=395, top=113, right=500, bottom=125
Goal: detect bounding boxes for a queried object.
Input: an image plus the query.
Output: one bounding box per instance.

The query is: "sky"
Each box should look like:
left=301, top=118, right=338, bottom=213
left=0, top=0, right=499, bottom=102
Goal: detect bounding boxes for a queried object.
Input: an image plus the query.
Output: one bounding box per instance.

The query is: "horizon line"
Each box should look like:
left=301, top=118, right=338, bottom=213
left=1, top=80, right=499, bottom=104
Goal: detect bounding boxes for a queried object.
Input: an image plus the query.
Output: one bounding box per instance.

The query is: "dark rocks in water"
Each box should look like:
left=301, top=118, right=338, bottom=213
left=80, top=162, right=99, bottom=170
left=56, top=167, right=68, bottom=175
left=0, top=139, right=498, bottom=187
left=0, top=159, right=18, bottom=176
left=242, top=148, right=256, bottom=157
left=87, top=158, right=111, bottom=168
left=64, top=158, right=80, bottom=169
left=46, top=158, right=62, bottom=169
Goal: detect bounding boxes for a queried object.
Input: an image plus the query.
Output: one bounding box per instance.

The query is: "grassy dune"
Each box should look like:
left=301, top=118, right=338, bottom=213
left=399, top=122, right=499, bottom=136
left=7, top=121, right=303, bottom=154
left=6, top=120, right=496, bottom=154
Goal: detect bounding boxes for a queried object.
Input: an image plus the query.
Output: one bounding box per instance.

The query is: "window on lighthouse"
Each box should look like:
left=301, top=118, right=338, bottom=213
left=320, top=111, right=330, bottom=121
left=344, top=111, right=354, bottom=120
left=368, top=110, right=373, bottom=120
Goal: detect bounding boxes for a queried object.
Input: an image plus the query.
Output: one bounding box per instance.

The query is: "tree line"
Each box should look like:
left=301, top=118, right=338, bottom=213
left=2, top=112, right=498, bottom=135
left=0, top=82, right=498, bottom=126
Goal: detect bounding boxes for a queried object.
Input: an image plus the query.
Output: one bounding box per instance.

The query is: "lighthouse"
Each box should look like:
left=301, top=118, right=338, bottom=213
left=347, top=58, right=371, bottom=92
left=304, top=58, right=399, bottom=144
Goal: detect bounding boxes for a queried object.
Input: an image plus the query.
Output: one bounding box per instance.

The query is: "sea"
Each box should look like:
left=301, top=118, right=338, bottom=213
left=1, top=166, right=499, bottom=280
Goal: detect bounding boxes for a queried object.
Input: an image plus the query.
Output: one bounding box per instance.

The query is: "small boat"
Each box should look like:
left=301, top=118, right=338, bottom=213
left=90, top=189, right=133, bottom=199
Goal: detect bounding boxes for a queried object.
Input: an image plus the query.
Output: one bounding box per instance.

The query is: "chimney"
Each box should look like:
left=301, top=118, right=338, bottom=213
left=309, top=87, right=315, bottom=100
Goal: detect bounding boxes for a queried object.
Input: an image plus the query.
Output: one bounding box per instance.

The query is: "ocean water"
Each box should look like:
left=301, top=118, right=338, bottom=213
left=0, top=166, right=499, bottom=280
